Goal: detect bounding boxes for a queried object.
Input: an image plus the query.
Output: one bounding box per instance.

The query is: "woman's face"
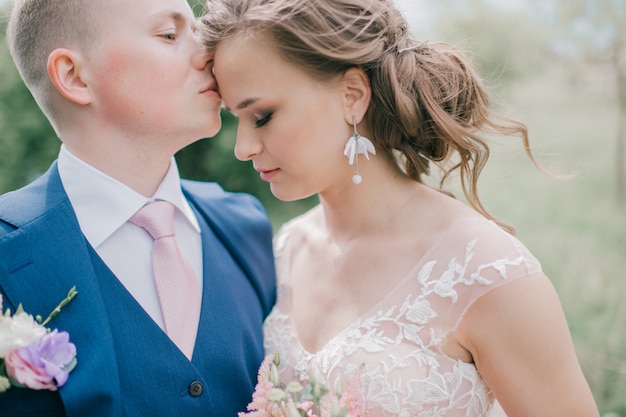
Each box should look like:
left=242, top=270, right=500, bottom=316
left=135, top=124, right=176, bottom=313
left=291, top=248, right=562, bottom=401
left=213, top=35, right=354, bottom=201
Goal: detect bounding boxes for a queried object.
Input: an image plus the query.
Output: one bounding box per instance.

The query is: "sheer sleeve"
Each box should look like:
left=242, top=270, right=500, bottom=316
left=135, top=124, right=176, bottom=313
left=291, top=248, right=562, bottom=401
left=422, top=218, right=543, bottom=333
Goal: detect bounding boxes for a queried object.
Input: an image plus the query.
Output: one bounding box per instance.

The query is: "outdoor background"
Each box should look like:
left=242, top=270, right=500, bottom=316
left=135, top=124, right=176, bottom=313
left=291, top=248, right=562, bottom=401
left=1, top=0, right=624, bottom=414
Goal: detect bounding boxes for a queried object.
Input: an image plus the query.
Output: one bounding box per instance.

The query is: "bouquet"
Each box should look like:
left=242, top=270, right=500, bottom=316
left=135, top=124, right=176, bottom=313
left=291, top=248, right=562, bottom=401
left=240, top=352, right=363, bottom=417
left=0, top=287, right=78, bottom=392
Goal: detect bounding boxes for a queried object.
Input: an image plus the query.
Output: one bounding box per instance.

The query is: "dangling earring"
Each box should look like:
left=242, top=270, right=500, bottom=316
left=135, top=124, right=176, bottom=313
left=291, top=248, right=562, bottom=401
left=343, top=115, right=376, bottom=184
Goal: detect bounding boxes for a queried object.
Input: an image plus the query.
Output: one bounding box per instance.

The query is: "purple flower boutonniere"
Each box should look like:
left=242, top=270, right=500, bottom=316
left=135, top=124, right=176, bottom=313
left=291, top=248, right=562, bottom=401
left=0, top=287, right=78, bottom=392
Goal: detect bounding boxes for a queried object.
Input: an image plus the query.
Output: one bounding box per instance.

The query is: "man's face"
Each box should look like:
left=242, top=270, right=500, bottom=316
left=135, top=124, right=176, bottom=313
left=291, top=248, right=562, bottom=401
left=84, top=0, right=222, bottom=150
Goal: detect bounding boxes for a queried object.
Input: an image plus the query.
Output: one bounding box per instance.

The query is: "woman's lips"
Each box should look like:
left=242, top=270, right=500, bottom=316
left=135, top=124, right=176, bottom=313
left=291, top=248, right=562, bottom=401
left=258, top=168, right=279, bottom=181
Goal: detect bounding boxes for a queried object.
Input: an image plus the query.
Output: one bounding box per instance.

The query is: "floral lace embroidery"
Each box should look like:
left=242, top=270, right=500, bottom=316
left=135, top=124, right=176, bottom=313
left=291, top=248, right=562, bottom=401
left=265, top=218, right=541, bottom=417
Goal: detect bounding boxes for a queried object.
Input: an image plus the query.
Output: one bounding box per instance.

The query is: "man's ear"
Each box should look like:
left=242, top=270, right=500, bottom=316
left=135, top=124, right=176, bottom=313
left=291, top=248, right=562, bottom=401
left=47, top=48, right=91, bottom=105
left=341, top=67, right=371, bottom=124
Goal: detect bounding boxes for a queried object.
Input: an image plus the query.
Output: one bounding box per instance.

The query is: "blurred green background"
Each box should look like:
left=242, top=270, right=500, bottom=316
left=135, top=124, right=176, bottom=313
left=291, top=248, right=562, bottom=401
left=1, top=0, right=625, bottom=414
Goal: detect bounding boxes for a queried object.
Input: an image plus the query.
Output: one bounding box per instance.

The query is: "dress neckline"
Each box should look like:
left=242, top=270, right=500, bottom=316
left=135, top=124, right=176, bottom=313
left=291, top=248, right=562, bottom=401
left=285, top=216, right=491, bottom=356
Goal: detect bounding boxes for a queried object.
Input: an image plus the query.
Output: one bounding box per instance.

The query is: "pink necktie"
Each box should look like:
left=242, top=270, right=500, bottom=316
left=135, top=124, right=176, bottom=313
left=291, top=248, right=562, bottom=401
left=129, top=201, right=201, bottom=360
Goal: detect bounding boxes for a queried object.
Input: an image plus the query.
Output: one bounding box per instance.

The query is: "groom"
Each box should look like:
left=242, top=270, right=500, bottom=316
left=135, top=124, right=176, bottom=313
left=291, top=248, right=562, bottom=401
left=0, top=0, right=275, bottom=416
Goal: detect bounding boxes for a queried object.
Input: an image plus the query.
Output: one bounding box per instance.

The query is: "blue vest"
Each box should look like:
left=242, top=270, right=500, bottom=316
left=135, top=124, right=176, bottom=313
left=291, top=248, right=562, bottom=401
left=0, top=164, right=276, bottom=416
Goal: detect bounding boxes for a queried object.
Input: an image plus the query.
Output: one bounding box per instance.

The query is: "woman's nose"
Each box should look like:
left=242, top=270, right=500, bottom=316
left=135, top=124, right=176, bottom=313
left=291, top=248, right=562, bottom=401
left=234, top=125, right=263, bottom=161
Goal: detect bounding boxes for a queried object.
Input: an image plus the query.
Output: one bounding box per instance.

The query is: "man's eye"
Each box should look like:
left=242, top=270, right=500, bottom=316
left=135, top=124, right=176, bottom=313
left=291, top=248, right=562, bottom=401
left=161, top=33, right=176, bottom=41
left=255, top=112, right=273, bottom=128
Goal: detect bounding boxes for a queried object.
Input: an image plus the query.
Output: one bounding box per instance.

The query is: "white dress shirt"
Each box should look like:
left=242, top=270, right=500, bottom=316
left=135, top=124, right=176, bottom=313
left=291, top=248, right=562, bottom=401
left=57, top=145, right=203, bottom=330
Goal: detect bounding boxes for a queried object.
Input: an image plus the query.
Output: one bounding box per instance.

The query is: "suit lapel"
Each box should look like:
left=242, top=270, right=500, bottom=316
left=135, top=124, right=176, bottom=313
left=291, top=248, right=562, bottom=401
left=187, top=201, right=237, bottom=361
left=182, top=180, right=276, bottom=316
left=0, top=165, right=122, bottom=416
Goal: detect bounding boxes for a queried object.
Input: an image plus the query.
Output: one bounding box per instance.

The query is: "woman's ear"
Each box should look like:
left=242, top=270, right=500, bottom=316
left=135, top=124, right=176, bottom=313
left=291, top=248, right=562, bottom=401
left=47, top=48, right=91, bottom=105
left=341, top=67, right=371, bottom=124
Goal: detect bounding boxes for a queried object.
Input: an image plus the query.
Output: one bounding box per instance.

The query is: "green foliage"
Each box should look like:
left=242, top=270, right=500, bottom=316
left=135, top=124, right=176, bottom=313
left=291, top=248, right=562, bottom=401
left=0, top=18, right=60, bottom=193
left=188, top=0, right=207, bottom=17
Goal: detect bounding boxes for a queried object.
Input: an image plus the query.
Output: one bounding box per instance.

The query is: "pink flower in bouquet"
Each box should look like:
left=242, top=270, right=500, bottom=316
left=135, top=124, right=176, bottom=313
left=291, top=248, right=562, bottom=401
left=1, top=288, right=79, bottom=393
left=5, top=329, right=76, bottom=391
left=339, top=374, right=363, bottom=416
left=240, top=352, right=364, bottom=417
left=5, top=349, right=57, bottom=390
left=240, top=353, right=282, bottom=417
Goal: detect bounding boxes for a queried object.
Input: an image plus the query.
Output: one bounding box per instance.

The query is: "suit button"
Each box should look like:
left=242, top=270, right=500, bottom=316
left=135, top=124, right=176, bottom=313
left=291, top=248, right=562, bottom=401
left=189, top=381, right=203, bottom=397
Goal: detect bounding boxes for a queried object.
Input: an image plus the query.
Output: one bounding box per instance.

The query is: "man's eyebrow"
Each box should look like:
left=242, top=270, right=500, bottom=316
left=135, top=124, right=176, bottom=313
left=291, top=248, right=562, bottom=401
left=150, top=10, right=188, bottom=26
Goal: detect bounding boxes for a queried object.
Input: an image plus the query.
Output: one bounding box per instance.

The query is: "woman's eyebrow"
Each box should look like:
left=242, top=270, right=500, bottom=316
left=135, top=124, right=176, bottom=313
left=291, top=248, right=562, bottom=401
left=224, top=98, right=261, bottom=112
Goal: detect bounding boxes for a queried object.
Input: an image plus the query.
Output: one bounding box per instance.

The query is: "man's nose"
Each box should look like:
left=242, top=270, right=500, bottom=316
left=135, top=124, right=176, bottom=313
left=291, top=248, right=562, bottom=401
left=191, top=47, right=212, bottom=71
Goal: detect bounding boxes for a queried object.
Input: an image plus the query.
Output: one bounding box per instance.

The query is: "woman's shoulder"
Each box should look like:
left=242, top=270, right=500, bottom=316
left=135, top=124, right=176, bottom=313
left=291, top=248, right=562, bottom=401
left=423, top=187, right=536, bottom=263
left=414, top=216, right=544, bottom=334
left=437, top=216, right=540, bottom=269
left=421, top=216, right=544, bottom=315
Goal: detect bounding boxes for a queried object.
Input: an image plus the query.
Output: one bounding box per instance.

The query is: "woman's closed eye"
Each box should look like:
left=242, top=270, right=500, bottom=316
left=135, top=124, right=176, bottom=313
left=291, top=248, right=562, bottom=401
left=255, top=112, right=273, bottom=128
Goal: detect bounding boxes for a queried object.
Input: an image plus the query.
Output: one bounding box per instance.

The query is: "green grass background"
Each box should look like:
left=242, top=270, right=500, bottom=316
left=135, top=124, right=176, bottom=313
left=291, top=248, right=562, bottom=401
left=491, top=65, right=626, bottom=413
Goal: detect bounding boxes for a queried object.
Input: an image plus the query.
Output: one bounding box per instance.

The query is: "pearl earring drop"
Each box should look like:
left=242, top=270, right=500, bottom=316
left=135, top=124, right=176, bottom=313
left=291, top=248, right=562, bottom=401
left=343, top=115, right=375, bottom=184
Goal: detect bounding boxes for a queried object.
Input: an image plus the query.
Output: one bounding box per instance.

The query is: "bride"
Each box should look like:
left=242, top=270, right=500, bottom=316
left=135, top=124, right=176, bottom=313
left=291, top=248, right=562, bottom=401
left=200, top=0, right=599, bottom=415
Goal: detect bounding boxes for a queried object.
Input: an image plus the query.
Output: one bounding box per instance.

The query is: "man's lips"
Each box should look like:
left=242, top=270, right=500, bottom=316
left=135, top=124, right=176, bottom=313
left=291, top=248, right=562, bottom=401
left=200, top=83, right=221, bottom=98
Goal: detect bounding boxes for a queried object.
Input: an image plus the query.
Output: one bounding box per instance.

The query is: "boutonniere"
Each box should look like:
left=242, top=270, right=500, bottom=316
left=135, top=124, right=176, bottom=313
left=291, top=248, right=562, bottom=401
left=0, top=286, right=78, bottom=392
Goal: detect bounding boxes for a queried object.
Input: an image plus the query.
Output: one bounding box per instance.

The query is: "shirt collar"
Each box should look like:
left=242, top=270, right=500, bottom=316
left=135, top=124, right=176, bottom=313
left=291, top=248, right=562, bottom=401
left=57, top=145, right=200, bottom=249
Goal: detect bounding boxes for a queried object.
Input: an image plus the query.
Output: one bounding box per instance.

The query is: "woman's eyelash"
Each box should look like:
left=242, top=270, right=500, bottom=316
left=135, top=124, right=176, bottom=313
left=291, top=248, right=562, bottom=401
left=255, top=112, right=273, bottom=128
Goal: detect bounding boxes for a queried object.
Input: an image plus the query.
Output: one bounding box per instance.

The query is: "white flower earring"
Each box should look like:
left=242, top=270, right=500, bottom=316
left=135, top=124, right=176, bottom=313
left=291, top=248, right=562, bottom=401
left=343, top=115, right=376, bottom=184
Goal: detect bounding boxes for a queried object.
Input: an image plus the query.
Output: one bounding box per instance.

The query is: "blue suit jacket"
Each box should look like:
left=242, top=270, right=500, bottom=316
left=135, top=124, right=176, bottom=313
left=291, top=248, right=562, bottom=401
left=0, top=163, right=276, bottom=416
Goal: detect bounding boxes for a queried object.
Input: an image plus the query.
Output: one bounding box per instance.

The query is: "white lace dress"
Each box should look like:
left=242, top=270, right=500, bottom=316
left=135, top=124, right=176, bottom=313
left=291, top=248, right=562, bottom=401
left=263, top=216, right=542, bottom=417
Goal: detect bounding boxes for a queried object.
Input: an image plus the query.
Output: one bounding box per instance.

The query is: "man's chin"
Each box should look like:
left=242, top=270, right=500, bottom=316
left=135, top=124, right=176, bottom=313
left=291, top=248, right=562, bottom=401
left=201, top=117, right=222, bottom=139
left=203, top=125, right=222, bottom=139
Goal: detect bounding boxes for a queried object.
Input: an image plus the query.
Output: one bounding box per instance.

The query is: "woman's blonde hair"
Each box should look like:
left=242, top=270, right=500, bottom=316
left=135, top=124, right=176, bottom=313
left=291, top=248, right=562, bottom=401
left=201, top=0, right=539, bottom=233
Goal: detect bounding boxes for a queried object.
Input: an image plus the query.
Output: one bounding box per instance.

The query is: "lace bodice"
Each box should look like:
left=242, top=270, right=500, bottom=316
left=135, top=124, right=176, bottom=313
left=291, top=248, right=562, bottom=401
left=264, top=216, right=542, bottom=417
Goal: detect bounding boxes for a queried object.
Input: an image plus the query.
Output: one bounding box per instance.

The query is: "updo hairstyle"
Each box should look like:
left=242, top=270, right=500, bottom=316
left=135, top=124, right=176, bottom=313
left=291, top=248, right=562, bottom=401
left=201, top=0, right=540, bottom=233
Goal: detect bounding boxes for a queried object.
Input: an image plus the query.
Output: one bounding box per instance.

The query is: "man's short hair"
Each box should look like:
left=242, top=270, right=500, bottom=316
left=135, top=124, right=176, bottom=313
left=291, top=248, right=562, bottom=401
left=6, top=0, right=101, bottom=117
